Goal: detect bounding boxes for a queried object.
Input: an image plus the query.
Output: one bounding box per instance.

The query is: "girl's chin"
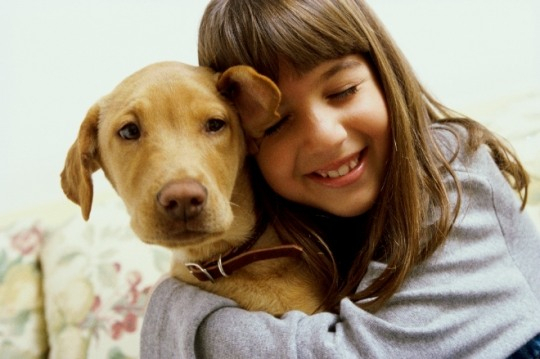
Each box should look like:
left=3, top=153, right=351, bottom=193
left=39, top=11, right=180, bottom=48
left=308, top=195, right=376, bottom=218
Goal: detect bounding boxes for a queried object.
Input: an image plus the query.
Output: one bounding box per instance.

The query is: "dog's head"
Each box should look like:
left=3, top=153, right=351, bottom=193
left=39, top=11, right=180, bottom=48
left=60, top=62, right=280, bottom=247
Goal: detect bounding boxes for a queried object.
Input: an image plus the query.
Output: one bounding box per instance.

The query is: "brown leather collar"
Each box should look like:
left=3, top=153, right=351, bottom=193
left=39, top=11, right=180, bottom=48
left=185, top=243, right=304, bottom=282
left=185, top=217, right=304, bottom=282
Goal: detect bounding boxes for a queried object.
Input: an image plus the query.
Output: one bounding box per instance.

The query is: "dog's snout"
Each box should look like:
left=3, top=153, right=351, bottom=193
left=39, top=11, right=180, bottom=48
left=157, top=180, right=208, bottom=221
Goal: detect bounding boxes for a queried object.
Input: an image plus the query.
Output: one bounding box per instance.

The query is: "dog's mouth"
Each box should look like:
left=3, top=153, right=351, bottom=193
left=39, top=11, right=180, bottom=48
left=142, top=229, right=224, bottom=248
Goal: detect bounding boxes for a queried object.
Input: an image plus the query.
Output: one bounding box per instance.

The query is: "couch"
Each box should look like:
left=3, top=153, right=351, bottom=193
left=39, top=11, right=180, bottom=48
left=1, top=92, right=539, bottom=359
left=0, top=194, right=171, bottom=358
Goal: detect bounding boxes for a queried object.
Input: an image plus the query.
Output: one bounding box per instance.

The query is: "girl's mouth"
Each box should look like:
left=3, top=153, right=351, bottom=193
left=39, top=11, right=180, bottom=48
left=309, top=148, right=367, bottom=185
left=315, top=156, right=359, bottom=178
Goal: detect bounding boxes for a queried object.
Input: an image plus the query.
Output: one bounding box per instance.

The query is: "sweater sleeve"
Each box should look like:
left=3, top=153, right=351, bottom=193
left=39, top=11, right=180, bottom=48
left=142, top=273, right=529, bottom=359
left=140, top=277, right=375, bottom=358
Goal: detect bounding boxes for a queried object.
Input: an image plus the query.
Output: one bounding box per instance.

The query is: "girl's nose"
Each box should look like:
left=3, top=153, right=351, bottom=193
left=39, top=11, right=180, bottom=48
left=301, top=109, right=347, bottom=152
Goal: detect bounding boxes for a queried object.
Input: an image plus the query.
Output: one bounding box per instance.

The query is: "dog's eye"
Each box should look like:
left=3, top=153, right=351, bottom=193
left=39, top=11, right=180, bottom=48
left=205, top=118, right=226, bottom=133
left=118, top=123, right=141, bottom=140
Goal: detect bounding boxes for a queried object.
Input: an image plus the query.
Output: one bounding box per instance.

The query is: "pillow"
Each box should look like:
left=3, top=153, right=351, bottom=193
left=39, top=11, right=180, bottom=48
left=0, top=219, right=48, bottom=359
left=40, top=196, right=171, bottom=359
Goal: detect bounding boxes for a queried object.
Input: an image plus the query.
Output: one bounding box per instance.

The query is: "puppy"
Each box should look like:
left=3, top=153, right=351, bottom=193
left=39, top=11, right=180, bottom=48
left=61, top=62, right=324, bottom=315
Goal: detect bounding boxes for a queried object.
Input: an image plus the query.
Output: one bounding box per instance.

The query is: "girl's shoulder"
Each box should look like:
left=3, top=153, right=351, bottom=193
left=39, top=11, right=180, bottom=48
left=430, top=121, right=493, bottom=174
left=429, top=121, right=525, bottom=211
left=429, top=120, right=515, bottom=191
left=430, top=122, right=508, bottom=173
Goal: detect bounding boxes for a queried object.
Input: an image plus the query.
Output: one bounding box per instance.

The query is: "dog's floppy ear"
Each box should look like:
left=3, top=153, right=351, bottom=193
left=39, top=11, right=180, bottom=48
left=60, top=104, right=101, bottom=220
left=216, top=65, right=281, bottom=154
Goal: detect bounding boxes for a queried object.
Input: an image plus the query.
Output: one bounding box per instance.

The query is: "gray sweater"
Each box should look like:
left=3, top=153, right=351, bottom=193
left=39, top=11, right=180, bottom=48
left=141, top=125, right=540, bottom=358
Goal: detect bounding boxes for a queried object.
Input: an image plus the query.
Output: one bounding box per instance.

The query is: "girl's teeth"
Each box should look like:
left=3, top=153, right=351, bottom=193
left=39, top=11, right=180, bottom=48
left=338, top=164, right=350, bottom=176
left=328, top=170, right=339, bottom=178
left=318, top=158, right=359, bottom=179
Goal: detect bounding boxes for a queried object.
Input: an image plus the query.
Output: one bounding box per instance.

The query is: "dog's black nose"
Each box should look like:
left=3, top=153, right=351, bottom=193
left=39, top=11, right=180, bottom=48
left=157, top=179, right=207, bottom=221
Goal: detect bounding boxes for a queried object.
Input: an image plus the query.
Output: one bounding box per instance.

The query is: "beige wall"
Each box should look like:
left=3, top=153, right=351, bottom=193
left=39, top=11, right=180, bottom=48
left=1, top=0, right=538, bottom=216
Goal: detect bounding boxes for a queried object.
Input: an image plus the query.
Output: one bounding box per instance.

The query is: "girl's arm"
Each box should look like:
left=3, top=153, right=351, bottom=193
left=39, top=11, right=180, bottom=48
left=140, top=277, right=387, bottom=359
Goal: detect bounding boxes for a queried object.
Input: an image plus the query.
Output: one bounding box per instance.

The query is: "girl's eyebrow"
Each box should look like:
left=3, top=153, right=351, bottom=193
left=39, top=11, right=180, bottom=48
left=320, top=59, right=363, bottom=81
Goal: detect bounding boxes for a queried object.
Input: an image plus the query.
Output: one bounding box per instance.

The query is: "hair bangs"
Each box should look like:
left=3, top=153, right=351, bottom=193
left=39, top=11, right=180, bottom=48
left=198, top=0, right=369, bottom=81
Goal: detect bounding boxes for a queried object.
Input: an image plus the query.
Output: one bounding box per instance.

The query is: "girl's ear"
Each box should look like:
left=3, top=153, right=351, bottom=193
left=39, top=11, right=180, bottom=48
left=216, top=65, right=281, bottom=153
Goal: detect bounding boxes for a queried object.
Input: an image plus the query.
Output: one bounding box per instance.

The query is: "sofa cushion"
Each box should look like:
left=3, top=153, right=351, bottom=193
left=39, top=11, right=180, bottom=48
left=0, top=219, right=48, bottom=359
left=40, top=196, right=170, bottom=359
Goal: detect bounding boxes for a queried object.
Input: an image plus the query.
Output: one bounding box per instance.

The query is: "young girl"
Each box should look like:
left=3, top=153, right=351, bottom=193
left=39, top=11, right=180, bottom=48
left=141, top=1, right=540, bottom=357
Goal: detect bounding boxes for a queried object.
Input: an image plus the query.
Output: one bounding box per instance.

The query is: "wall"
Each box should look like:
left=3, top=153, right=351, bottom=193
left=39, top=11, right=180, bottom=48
left=1, top=0, right=539, bottom=217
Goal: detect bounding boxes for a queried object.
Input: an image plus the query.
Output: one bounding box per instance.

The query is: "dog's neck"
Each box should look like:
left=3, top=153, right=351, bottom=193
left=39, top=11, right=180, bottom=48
left=185, top=242, right=304, bottom=282
left=176, top=167, right=305, bottom=282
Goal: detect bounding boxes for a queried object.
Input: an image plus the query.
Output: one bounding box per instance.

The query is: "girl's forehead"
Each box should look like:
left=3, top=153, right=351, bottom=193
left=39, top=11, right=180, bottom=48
left=276, top=58, right=303, bottom=82
left=277, top=54, right=369, bottom=82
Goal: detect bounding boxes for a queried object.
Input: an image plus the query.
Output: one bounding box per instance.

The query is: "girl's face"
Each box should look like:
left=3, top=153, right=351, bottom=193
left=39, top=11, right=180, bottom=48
left=255, top=54, right=391, bottom=217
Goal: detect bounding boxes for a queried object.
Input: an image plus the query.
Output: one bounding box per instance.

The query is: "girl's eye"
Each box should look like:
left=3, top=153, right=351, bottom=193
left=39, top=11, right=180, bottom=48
left=328, top=85, right=359, bottom=101
left=263, top=115, right=290, bottom=137
left=118, top=123, right=141, bottom=140
left=205, top=118, right=226, bottom=133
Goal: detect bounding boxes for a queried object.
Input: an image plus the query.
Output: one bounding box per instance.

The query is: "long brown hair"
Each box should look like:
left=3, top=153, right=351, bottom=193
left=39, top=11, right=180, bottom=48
left=198, top=0, right=529, bottom=312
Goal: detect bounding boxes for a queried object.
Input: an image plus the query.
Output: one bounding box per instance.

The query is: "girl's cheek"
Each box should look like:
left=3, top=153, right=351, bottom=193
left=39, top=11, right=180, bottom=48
left=257, top=149, right=289, bottom=186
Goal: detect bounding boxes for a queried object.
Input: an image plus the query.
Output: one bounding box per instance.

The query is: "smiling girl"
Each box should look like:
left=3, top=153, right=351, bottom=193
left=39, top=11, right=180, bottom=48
left=141, top=1, right=540, bottom=358
left=257, top=55, right=390, bottom=217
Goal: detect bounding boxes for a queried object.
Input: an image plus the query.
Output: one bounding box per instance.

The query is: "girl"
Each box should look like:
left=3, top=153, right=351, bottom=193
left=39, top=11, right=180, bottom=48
left=141, top=1, right=540, bottom=357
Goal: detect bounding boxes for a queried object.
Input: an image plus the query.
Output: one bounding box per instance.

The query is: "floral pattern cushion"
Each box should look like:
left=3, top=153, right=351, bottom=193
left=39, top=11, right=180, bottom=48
left=0, top=220, right=48, bottom=359
left=40, top=197, right=171, bottom=359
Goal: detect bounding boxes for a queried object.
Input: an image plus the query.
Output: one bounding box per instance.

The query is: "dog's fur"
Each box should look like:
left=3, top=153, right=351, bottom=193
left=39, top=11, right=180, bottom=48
left=61, top=62, right=324, bottom=315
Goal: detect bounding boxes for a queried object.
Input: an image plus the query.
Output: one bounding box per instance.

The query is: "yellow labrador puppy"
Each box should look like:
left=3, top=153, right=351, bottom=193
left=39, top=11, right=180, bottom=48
left=61, top=62, right=324, bottom=315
